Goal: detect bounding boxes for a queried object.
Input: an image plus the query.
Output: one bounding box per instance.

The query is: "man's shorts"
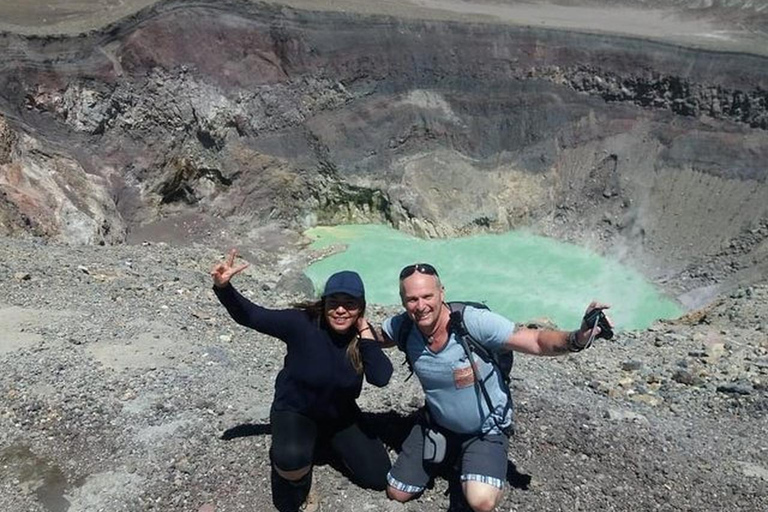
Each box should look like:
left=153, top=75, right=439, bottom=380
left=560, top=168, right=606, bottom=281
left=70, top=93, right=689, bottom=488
left=387, top=420, right=509, bottom=494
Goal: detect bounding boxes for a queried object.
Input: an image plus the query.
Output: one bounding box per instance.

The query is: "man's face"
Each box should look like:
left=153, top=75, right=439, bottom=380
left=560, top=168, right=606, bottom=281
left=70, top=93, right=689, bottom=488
left=400, top=273, right=444, bottom=332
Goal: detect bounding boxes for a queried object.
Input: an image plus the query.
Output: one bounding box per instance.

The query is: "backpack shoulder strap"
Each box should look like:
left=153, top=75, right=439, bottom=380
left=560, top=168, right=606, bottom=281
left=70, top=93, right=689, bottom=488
left=448, top=302, right=493, bottom=359
left=448, top=301, right=513, bottom=384
left=395, top=313, right=413, bottom=352
left=395, top=313, right=415, bottom=380
left=448, top=301, right=513, bottom=434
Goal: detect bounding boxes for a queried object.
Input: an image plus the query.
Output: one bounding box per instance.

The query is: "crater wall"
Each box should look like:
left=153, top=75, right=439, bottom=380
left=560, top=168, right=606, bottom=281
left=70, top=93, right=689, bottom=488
left=1, top=0, right=767, bottom=298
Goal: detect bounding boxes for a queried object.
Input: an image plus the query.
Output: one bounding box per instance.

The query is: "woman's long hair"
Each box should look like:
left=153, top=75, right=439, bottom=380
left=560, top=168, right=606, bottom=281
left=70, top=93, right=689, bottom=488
left=293, top=298, right=364, bottom=375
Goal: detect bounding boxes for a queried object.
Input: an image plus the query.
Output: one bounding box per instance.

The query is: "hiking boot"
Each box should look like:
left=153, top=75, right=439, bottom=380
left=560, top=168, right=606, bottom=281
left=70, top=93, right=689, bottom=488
left=299, top=473, right=320, bottom=512
left=271, top=467, right=313, bottom=512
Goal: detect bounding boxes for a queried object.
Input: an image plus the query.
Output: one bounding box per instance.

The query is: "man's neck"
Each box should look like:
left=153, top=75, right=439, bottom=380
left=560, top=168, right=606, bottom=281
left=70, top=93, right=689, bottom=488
left=418, top=304, right=450, bottom=347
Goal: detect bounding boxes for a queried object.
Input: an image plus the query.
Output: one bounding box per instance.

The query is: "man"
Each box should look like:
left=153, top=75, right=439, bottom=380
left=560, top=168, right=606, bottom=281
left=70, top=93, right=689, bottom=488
left=381, top=263, right=610, bottom=512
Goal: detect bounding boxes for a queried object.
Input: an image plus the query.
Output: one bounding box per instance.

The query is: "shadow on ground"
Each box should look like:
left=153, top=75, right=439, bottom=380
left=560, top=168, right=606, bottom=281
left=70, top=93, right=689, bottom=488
left=221, top=410, right=532, bottom=511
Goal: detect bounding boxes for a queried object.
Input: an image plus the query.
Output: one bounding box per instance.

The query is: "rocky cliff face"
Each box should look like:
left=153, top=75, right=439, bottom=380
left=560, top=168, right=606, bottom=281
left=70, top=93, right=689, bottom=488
left=0, top=115, right=125, bottom=243
left=1, top=0, right=767, bottom=293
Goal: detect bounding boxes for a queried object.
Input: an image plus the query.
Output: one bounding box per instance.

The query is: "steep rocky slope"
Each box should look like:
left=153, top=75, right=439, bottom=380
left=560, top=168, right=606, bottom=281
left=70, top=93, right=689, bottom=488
left=1, top=1, right=767, bottom=299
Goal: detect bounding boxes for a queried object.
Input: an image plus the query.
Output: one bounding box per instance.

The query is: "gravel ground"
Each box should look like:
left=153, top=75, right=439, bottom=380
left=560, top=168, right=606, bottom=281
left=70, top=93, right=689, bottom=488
left=1, top=234, right=766, bottom=512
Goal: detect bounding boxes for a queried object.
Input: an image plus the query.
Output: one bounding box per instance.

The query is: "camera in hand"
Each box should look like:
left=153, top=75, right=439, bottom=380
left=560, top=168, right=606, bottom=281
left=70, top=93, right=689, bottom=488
left=583, top=309, right=614, bottom=340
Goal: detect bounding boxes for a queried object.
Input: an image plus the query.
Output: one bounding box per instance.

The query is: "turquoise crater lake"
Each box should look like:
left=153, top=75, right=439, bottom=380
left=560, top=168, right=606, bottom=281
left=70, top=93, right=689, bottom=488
left=304, top=224, right=683, bottom=331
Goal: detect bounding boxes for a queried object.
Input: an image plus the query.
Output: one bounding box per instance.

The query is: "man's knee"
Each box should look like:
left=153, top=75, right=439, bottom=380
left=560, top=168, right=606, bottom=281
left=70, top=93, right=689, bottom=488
left=463, top=481, right=503, bottom=512
left=386, top=485, right=418, bottom=503
left=466, top=495, right=499, bottom=512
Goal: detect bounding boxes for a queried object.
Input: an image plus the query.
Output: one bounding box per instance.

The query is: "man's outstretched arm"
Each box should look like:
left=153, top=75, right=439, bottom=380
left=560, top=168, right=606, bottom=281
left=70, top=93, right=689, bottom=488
left=504, top=302, right=611, bottom=356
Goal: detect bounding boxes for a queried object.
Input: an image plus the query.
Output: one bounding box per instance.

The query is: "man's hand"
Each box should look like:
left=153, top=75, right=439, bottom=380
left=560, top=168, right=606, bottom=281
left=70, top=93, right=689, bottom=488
left=211, top=248, right=250, bottom=288
left=573, top=301, right=612, bottom=349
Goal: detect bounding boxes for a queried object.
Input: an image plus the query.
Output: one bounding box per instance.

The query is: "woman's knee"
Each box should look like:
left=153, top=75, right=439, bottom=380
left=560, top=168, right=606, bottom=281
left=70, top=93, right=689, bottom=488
left=270, top=440, right=313, bottom=477
left=269, top=410, right=317, bottom=477
left=271, top=437, right=313, bottom=481
left=273, top=463, right=311, bottom=482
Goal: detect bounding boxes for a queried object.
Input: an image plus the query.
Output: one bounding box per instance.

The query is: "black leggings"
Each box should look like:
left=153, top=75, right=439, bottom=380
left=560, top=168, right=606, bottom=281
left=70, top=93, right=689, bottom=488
left=270, top=410, right=391, bottom=491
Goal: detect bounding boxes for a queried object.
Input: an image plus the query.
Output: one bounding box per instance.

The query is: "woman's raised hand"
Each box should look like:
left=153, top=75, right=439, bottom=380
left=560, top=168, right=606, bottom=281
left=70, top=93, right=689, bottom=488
left=355, top=315, right=371, bottom=336
left=211, top=248, right=250, bottom=288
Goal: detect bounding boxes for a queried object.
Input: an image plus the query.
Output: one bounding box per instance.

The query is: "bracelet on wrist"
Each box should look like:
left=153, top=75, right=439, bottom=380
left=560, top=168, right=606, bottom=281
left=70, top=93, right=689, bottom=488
left=567, top=330, right=587, bottom=352
left=359, top=326, right=379, bottom=342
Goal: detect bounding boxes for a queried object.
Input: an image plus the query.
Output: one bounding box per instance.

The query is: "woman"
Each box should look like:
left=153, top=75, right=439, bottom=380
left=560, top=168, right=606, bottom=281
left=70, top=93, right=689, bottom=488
left=211, top=249, right=393, bottom=512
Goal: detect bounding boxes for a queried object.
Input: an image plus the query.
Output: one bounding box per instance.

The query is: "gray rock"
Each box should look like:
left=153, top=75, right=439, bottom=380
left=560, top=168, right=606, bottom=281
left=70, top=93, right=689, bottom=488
left=716, top=382, right=753, bottom=395
left=672, top=369, right=702, bottom=386
left=621, top=360, right=644, bottom=371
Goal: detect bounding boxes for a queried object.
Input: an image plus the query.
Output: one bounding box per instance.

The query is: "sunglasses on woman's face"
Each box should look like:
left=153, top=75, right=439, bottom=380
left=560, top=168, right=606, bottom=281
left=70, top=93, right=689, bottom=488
left=326, top=296, right=362, bottom=311
left=399, top=263, right=439, bottom=280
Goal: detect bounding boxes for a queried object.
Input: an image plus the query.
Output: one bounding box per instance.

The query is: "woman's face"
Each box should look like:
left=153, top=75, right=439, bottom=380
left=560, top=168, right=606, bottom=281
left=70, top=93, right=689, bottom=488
left=324, top=293, right=363, bottom=334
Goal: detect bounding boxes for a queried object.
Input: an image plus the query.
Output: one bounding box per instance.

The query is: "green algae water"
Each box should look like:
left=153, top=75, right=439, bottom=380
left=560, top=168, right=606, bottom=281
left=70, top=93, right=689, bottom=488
left=304, top=224, right=682, bottom=331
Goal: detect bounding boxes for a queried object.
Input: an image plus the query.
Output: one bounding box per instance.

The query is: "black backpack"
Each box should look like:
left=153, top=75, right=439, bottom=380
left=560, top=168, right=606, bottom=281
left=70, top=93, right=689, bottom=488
left=395, top=302, right=514, bottom=433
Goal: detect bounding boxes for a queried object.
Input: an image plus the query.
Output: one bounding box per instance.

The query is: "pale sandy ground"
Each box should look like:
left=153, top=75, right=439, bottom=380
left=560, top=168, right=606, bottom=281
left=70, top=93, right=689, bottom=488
left=0, top=0, right=767, bottom=56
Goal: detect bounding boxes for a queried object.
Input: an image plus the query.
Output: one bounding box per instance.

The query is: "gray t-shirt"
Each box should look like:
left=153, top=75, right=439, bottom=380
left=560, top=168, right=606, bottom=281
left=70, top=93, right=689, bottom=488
left=383, top=306, right=515, bottom=434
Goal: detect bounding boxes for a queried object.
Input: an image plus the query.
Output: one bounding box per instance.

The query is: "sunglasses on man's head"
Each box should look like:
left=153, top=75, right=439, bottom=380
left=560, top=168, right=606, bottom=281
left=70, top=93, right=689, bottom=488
left=399, top=263, right=439, bottom=280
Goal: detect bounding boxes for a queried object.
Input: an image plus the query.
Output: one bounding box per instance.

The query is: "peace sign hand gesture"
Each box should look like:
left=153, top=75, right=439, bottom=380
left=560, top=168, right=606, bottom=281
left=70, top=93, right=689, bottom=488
left=211, top=248, right=250, bottom=288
